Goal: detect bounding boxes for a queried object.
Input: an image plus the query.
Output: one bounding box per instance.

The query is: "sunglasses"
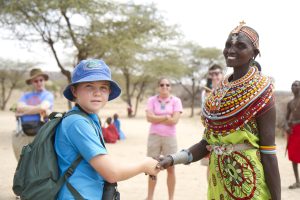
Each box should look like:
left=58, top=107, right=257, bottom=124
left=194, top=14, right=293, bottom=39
left=33, top=79, right=44, bottom=83
left=160, top=84, right=170, bottom=87
left=209, top=72, right=222, bottom=76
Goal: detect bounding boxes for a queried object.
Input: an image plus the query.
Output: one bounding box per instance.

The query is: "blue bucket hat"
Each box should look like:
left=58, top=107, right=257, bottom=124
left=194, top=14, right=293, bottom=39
left=63, top=59, right=121, bottom=101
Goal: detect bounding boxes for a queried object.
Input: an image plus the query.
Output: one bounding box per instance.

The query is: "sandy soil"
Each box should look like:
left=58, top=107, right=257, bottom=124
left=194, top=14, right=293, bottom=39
left=0, top=98, right=299, bottom=200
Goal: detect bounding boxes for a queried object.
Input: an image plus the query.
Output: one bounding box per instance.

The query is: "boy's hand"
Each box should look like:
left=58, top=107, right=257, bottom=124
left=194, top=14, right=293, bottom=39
left=143, top=157, right=160, bottom=177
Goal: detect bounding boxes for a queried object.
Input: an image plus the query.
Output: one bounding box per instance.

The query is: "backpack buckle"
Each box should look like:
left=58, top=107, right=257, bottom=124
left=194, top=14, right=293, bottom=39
left=66, top=168, right=74, bottom=177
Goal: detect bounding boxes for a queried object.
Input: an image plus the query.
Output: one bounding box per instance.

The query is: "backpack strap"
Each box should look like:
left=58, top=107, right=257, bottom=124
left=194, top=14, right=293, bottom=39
left=71, top=105, right=106, bottom=148
left=53, top=110, right=86, bottom=199
left=57, top=109, right=106, bottom=199
left=61, top=155, right=84, bottom=200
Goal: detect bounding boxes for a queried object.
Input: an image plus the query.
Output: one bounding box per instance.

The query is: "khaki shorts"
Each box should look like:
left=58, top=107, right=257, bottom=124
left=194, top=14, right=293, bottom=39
left=12, top=133, right=35, bottom=161
left=147, top=134, right=177, bottom=159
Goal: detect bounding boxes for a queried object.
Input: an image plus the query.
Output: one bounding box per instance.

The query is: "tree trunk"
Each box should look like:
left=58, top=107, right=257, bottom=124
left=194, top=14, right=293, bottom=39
left=133, top=81, right=146, bottom=117
left=190, top=78, right=196, bottom=117
left=2, top=82, right=16, bottom=111
left=0, top=78, right=5, bottom=110
left=47, top=39, right=72, bottom=109
left=124, top=71, right=133, bottom=118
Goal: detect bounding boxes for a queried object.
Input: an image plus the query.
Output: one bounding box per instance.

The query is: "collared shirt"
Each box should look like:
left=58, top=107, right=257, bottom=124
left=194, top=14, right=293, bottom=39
left=146, top=95, right=183, bottom=136
left=55, top=106, right=107, bottom=200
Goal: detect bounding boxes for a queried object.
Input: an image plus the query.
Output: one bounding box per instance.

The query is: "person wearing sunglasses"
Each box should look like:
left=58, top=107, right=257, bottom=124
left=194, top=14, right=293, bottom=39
left=13, top=68, right=54, bottom=160
left=145, top=78, right=183, bottom=200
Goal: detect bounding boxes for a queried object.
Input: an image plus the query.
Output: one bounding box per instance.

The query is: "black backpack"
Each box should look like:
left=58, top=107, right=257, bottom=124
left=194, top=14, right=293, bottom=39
left=12, top=110, right=91, bottom=200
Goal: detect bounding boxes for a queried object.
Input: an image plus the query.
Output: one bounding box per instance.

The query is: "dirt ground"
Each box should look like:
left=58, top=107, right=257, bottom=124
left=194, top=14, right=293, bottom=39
left=0, top=98, right=299, bottom=199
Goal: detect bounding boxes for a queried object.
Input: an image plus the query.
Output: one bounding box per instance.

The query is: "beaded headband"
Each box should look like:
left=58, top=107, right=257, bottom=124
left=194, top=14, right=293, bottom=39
left=231, top=21, right=260, bottom=52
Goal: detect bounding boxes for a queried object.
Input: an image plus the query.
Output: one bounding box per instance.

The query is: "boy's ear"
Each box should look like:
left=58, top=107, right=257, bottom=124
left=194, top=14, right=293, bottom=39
left=71, top=86, right=77, bottom=99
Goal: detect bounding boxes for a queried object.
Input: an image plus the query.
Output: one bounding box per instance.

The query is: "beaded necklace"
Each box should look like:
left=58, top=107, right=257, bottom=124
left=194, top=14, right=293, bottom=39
left=157, top=95, right=172, bottom=110
left=202, top=66, right=273, bottom=136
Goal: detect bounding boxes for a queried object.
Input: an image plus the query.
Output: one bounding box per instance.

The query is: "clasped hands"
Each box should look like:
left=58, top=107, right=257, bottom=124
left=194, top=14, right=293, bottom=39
left=146, top=155, right=174, bottom=180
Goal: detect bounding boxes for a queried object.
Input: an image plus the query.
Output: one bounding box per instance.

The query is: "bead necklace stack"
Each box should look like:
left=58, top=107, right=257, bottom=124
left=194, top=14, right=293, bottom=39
left=157, top=95, right=172, bottom=110
left=202, top=66, right=273, bottom=136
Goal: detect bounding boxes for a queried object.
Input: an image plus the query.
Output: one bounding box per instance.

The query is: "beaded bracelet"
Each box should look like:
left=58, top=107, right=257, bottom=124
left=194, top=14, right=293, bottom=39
left=259, top=145, right=276, bottom=154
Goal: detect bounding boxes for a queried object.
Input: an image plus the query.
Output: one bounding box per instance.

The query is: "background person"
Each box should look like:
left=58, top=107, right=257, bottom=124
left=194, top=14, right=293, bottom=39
left=12, top=68, right=54, bottom=160
left=200, top=64, right=224, bottom=179
left=102, top=117, right=119, bottom=143
left=285, top=80, right=300, bottom=189
left=145, top=78, right=183, bottom=200
left=113, top=113, right=126, bottom=140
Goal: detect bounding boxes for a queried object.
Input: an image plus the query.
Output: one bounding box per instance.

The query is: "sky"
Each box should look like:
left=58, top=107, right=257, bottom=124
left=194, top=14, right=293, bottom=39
left=0, top=0, right=299, bottom=91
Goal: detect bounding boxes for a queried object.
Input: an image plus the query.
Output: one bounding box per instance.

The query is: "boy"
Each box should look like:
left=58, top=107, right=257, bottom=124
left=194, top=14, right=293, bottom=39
left=55, top=59, right=159, bottom=199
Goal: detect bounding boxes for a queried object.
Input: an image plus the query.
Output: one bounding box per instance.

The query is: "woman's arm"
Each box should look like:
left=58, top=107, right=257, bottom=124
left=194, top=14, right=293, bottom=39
left=162, top=111, right=181, bottom=125
left=256, top=106, right=281, bottom=200
left=159, top=139, right=210, bottom=168
left=146, top=111, right=168, bottom=123
left=188, top=139, right=210, bottom=162
left=90, top=155, right=159, bottom=183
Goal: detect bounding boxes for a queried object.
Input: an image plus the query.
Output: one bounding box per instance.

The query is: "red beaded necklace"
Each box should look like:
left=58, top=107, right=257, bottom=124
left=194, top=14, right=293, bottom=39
left=202, top=66, right=273, bottom=135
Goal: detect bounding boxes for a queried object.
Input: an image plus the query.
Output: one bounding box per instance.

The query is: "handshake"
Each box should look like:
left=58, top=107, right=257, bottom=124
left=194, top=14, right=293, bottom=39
left=145, top=150, right=193, bottom=179
left=145, top=155, right=173, bottom=180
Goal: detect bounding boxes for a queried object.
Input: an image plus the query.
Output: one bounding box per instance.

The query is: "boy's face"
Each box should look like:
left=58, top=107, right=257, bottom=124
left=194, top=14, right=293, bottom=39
left=71, top=81, right=110, bottom=113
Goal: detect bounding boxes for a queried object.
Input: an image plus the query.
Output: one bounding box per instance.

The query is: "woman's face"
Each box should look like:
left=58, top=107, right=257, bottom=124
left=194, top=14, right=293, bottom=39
left=223, top=32, right=256, bottom=68
left=158, top=79, right=171, bottom=96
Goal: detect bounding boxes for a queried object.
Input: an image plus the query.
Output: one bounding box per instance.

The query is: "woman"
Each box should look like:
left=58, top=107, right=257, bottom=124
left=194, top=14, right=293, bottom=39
left=145, top=78, right=183, bottom=200
left=159, top=22, right=281, bottom=200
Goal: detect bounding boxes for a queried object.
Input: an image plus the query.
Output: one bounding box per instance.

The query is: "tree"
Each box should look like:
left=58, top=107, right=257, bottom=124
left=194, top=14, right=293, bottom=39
left=127, top=47, right=186, bottom=117
left=0, top=59, right=31, bottom=110
left=178, top=42, right=224, bottom=117
left=88, top=3, right=182, bottom=117
left=0, top=1, right=182, bottom=114
left=0, top=0, right=114, bottom=108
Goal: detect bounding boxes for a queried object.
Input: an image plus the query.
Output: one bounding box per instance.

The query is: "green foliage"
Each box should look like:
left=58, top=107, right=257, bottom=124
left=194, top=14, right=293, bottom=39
left=175, top=42, right=224, bottom=116
left=0, top=1, right=224, bottom=115
left=0, top=59, right=33, bottom=110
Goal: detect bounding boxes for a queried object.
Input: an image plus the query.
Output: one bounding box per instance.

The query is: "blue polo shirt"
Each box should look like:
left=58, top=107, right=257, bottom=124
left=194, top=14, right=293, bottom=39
left=55, top=106, right=107, bottom=200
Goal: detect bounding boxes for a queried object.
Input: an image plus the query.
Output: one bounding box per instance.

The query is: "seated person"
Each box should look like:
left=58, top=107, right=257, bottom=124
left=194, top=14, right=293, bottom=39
left=12, top=68, right=54, bottom=160
left=113, top=113, right=126, bottom=140
left=102, top=117, right=119, bottom=143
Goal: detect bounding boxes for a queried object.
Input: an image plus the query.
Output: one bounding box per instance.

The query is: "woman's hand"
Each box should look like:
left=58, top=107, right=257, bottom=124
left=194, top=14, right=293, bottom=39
left=158, top=155, right=173, bottom=169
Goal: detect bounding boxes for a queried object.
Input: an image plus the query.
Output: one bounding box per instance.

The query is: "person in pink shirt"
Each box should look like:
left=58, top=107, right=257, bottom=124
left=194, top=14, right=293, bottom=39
left=145, top=78, right=183, bottom=200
